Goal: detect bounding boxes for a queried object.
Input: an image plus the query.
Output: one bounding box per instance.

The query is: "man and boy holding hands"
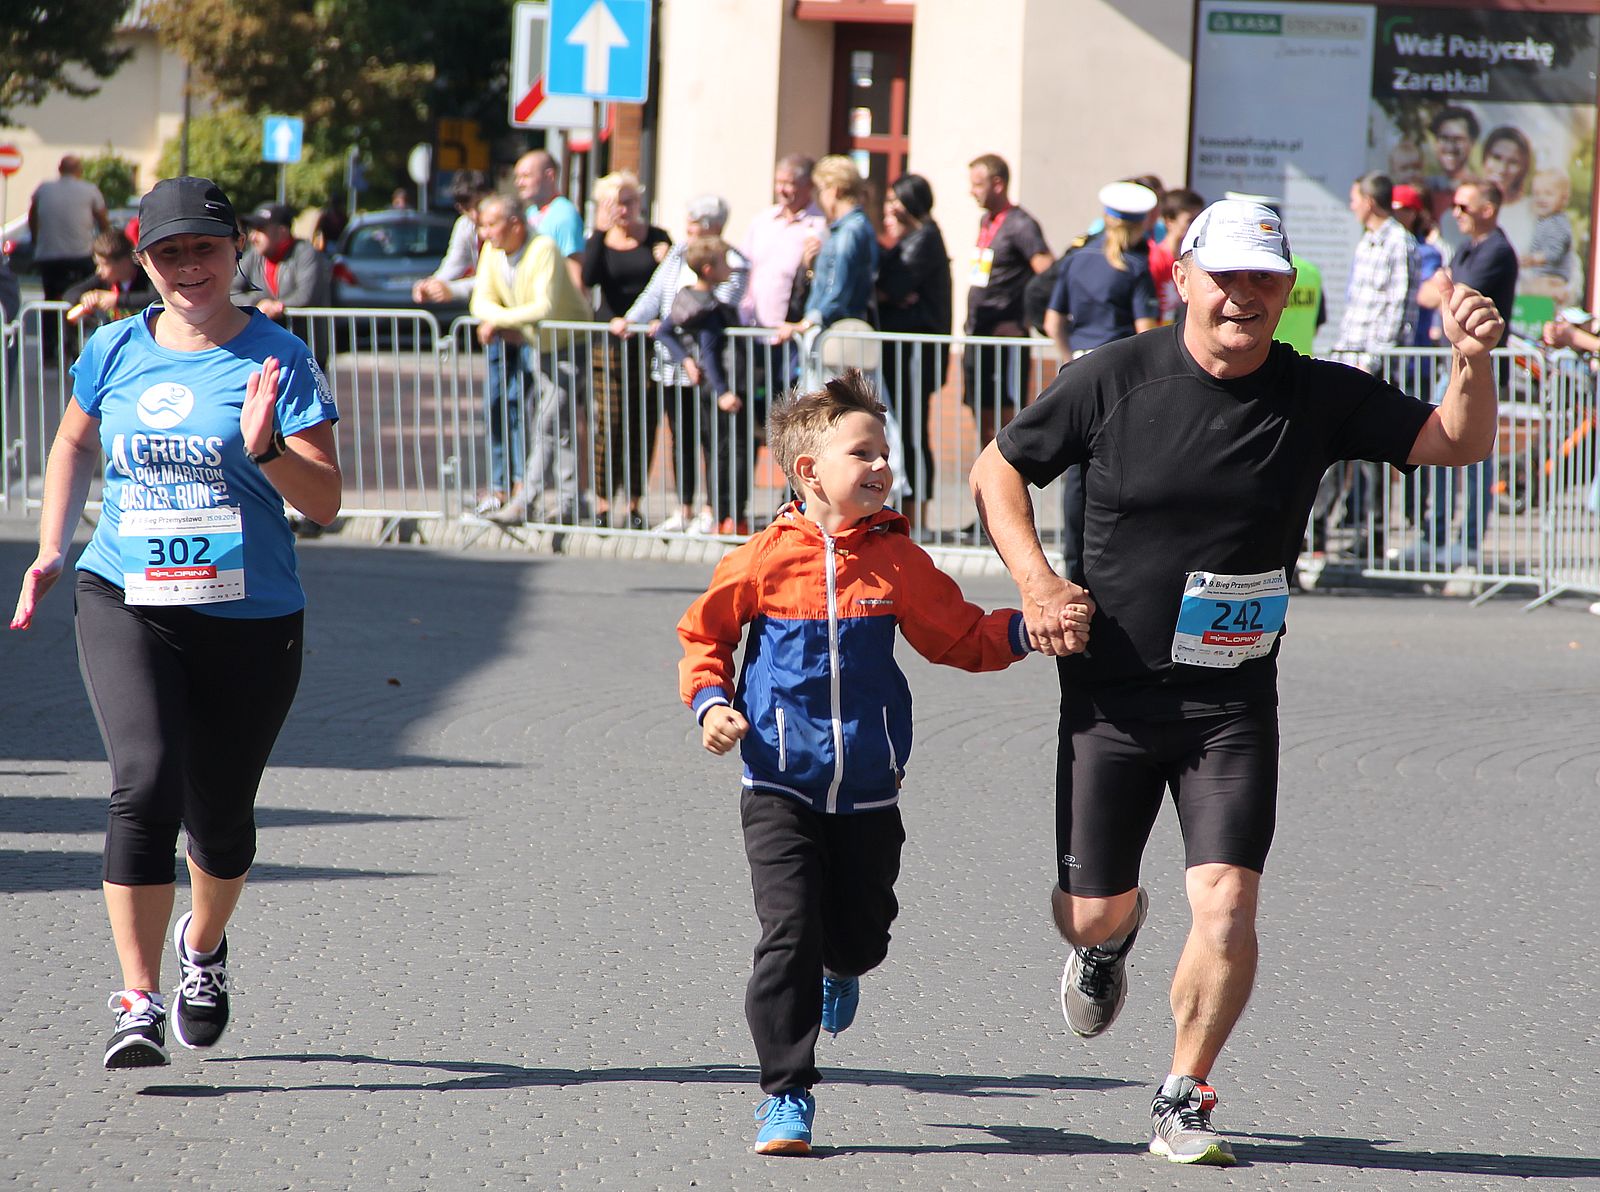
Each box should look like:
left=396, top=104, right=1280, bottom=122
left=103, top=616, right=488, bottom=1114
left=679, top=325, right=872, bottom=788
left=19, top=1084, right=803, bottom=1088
left=677, top=197, right=1503, bottom=1164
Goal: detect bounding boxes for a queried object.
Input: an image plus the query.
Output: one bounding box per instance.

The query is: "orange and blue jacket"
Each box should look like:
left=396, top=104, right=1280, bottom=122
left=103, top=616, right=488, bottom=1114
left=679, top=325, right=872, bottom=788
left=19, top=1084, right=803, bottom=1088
left=677, top=504, right=1032, bottom=814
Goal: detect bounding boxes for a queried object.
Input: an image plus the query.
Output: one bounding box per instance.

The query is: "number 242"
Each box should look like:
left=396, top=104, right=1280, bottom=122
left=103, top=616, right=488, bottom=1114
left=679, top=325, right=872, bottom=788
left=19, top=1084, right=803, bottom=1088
left=1210, top=600, right=1263, bottom=631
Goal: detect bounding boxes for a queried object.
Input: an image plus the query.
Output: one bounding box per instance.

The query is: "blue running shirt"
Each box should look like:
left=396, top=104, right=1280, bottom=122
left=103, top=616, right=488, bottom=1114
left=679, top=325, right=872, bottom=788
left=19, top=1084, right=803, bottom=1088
left=73, top=308, right=339, bottom=618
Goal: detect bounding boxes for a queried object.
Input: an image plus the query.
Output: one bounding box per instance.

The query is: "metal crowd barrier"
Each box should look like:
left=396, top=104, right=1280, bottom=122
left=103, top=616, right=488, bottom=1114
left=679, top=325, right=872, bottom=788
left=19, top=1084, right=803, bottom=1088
left=3, top=302, right=1596, bottom=608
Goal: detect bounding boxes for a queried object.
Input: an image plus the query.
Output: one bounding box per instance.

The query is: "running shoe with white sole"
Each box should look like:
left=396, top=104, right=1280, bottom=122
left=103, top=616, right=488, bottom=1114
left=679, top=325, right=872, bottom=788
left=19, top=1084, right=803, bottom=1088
left=104, top=990, right=169, bottom=1069
left=171, top=911, right=231, bottom=1049
left=1060, top=886, right=1148, bottom=1038
left=1149, top=1074, right=1237, bottom=1165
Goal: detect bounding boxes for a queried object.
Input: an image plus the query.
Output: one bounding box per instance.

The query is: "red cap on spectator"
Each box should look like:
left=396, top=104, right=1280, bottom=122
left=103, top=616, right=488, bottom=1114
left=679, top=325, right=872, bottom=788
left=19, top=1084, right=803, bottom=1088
left=1392, top=184, right=1425, bottom=212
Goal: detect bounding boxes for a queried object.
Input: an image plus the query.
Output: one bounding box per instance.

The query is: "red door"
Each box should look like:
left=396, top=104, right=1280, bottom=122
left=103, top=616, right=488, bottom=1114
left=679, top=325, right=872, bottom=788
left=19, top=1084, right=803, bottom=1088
left=829, top=24, right=912, bottom=224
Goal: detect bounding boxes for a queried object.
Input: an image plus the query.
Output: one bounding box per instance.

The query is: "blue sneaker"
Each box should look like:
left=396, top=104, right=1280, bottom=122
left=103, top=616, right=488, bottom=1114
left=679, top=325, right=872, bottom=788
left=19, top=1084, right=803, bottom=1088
left=753, top=1088, right=815, bottom=1155
left=820, top=975, right=859, bottom=1036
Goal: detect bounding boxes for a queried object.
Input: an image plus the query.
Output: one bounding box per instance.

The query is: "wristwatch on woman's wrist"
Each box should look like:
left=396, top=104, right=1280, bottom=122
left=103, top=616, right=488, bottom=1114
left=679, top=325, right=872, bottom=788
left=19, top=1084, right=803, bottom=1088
left=249, top=429, right=288, bottom=466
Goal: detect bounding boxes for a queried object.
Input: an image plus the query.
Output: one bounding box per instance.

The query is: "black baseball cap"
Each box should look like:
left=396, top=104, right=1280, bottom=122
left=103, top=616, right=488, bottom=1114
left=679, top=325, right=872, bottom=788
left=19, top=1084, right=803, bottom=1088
left=244, top=202, right=296, bottom=229
left=135, top=176, right=239, bottom=252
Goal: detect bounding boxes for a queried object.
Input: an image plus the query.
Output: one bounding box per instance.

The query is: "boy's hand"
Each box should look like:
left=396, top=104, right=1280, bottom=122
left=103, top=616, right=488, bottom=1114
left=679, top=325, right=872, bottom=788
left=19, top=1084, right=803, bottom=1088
left=682, top=358, right=703, bottom=386
left=702, top=706, right=749, bottom=755
left=1059, top=602, right=1092, bottom=654
left=717, top=391, right=742, bottom=413
left=1023, top=574, right=1094, bottom=656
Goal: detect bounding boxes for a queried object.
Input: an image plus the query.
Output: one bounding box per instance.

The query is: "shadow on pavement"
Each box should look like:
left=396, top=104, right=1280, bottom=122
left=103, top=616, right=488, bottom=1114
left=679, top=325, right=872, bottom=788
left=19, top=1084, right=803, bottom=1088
left=828, top=1122, right=1147, bottom=1158
left=0, top=849, right=426, bottom=894
left=137, top=1059, right=1600, bottom=1176
left=1230, top=1132, right=1600, bottom=1180
left=154, top=1054, right=1137, bottom=1101
left=0, top=794, right=448, bottom=836
left=0, top=536, right=546, bottom=771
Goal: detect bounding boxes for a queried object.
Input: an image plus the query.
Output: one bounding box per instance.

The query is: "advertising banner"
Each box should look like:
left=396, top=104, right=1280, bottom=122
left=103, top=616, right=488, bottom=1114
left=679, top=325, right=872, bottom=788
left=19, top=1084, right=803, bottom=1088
left=1193, top=1, right=1600, bottom=347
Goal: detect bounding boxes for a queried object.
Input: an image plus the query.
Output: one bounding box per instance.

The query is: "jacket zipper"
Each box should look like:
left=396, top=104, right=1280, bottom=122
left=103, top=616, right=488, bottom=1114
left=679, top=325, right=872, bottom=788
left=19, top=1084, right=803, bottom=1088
left=824, top=533, right=844, bottom=812
left=882, top=706, right=897, bottom=773
left=775, top=707, right=787, bottom=771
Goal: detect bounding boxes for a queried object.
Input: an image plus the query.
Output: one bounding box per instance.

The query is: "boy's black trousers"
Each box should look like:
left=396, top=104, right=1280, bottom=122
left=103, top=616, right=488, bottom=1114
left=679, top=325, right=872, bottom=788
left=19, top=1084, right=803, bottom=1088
left=740, top=787, right=905, bottom=1093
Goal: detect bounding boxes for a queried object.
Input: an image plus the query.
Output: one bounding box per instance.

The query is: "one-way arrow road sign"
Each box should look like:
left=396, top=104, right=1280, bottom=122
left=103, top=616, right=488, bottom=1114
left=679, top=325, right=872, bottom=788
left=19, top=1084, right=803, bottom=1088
left=545, top=0, right=650, bottom=104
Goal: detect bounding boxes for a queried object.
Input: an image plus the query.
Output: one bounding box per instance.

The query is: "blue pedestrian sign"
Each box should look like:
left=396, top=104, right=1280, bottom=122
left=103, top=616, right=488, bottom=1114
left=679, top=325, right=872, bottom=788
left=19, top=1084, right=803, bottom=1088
left=261, top=115, right=304, bottom=164
left=545, top=0, right=651, bottom=104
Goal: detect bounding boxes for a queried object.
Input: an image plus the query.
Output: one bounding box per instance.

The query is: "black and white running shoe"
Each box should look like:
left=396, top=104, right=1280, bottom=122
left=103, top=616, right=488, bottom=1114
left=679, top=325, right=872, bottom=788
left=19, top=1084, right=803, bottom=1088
left=104, top=990, right=169, bottom=1069
left=171, top=911, right=231, bottom=1049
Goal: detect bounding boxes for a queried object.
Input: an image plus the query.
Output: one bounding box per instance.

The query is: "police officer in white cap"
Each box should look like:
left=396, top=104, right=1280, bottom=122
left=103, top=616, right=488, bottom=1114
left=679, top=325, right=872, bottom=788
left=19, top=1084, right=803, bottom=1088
left=1043, top=180, right=1161, bottom=583
left=971, top=197, right=1503, bottom=1165
left=1044, top=182, right=1161, bottom=357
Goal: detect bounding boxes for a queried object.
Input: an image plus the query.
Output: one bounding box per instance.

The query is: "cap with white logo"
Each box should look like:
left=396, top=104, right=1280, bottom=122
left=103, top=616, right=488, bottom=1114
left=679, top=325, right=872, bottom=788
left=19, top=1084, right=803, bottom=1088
left=1180, top=199, right=1294, bottom=275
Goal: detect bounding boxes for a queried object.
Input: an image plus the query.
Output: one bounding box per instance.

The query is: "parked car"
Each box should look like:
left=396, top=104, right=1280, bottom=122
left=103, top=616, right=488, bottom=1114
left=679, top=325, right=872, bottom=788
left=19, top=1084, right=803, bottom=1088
left=2, top=214, right=33, bottom=274
left=331, top=210, right=466, bottom=320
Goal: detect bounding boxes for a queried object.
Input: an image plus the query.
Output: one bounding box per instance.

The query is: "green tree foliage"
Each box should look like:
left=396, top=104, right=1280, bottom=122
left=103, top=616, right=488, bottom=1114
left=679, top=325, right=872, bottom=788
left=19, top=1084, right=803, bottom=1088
left=149, top=0, right=519, bottom=208
left=82, top=148, right=139, bottom=207
left=148, top=0, right=433, bottom=184
left=155, top=109, right=342, bottom=213
left=0, top=3, right=134, bottom=125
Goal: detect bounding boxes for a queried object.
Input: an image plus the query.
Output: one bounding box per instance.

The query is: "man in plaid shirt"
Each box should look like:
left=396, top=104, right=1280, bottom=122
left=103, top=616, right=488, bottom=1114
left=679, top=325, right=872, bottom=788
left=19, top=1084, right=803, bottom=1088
left=1334, top=172, right=1419, bottom=374
left=1320, top=172, right=1420, bottom=557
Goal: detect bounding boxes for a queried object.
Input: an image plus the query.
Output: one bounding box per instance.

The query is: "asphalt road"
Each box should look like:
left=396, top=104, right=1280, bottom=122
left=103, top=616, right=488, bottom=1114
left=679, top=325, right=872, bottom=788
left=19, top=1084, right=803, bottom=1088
left=2, top=527, right=1597, bottom=1190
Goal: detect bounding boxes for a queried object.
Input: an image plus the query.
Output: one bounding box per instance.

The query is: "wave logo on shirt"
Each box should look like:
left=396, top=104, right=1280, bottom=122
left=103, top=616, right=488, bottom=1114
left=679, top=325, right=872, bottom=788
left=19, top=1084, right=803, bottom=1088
left=135, top=382, right=195, bottom=429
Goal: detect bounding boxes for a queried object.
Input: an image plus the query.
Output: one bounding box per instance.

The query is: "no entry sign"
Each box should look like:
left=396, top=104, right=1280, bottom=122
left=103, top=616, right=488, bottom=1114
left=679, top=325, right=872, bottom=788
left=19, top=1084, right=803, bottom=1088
left=0, top=145, right=22, bottom=176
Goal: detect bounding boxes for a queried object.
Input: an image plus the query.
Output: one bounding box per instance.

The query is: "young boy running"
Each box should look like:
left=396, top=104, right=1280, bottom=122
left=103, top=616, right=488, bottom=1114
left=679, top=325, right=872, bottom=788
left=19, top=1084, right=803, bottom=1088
left=677, top=370, right=1090, bottom=1155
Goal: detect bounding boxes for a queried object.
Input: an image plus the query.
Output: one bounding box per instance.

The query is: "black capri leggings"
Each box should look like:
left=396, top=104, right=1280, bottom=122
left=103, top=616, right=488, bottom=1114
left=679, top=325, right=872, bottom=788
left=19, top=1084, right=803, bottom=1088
left=75, top=572, right=304, bottom=886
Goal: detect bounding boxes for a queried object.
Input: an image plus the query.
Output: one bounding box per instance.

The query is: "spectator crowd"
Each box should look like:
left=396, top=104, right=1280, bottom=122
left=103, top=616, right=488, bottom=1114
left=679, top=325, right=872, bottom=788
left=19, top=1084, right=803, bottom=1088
left=408, top=148, right=1222, bottom=539
left=19, top=129, right=1592, bottom=558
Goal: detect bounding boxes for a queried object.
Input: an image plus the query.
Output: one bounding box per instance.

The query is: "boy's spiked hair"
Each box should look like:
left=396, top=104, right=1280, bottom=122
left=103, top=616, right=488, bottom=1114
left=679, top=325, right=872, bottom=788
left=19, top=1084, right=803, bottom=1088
left=766, top=369, right=886, bottom=491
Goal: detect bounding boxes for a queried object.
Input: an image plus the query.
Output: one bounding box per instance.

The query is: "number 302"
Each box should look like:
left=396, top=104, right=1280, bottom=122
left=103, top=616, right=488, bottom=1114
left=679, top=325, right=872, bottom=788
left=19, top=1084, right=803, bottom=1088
left=146, top=536, right=212, bottom=566
left=1210, top=600, right=1263, bottom=632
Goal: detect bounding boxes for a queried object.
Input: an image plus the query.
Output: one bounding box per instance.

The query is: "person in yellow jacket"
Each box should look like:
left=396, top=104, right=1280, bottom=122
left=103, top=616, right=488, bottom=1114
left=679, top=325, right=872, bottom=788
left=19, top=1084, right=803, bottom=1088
left=470, top=193, right=592, bottom=525
left=1274, top=253, right=1324, bottom=356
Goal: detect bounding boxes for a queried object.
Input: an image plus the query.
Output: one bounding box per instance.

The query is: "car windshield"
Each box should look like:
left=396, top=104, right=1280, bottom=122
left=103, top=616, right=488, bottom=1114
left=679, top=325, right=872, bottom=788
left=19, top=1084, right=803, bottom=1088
left=345, top=221, right=453, bottom=260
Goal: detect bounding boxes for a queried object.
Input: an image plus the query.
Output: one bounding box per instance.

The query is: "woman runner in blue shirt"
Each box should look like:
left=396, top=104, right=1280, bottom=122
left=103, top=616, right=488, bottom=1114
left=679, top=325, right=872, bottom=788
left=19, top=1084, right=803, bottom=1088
left=10, top=176, right=341, bottom=1070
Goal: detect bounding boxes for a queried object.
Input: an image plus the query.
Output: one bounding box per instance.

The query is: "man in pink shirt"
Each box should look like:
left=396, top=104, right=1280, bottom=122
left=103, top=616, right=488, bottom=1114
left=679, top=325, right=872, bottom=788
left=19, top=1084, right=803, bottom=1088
left=740, top=154, right=829, bottom=424
left=741, top=154, right=828, bottom=329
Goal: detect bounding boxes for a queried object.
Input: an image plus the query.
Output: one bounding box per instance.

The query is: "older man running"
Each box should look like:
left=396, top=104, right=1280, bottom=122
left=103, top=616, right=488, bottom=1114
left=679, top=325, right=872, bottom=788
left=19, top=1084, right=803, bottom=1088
left=970, top=199, right=1503, bottom=1165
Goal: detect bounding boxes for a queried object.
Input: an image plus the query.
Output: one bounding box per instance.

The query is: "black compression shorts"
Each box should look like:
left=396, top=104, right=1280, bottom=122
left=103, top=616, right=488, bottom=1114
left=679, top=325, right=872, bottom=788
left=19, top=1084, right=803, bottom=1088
left=1054, top=703, right=1279, bottom=896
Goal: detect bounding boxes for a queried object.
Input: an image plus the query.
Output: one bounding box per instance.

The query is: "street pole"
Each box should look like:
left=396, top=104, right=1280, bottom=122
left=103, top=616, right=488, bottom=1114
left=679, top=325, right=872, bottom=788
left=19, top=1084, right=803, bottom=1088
left=180, top=61, right=192, bottom=176
left=639, top=0, right=661, bottom=222
left=278, top=163, right=287, bottom=205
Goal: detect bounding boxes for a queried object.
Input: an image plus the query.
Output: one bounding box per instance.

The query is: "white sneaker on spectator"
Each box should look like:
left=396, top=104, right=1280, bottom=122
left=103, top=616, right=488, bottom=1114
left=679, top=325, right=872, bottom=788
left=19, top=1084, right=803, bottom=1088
left=473, top=495, right=504, bottom=517
left=653, top=511, right=689, bottom=533
left=687, top=510, right=717, bottom=535
left=1589, top=601, right=1600, bottom=616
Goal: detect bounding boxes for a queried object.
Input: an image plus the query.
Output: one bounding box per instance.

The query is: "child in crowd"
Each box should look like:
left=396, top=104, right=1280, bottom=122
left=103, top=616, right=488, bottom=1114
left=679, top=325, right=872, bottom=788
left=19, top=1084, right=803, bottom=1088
left=1523, top=169, right=1574, bottom=297
left=676, top=370, right=1090, bottom=1155
left=653, top=235, right=749, bottom=534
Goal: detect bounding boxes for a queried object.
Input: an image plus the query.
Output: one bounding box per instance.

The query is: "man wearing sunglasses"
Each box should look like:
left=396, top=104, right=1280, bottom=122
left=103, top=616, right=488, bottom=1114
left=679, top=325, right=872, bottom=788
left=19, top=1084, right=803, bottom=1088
left=1410, top=182, right=1518, bottom=570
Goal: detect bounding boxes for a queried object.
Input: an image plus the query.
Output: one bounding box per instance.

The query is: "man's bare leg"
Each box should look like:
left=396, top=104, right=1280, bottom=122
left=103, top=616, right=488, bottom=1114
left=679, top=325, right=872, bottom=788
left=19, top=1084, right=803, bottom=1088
left=1169, top=862, right=1259, bottom=1080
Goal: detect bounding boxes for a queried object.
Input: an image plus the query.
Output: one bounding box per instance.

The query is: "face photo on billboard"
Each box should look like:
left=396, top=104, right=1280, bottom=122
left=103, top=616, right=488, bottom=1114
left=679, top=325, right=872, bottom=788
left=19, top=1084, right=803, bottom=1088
left=1369, top=7, right=1599, bottom=321
left=1371, top=98, right=1595, bottom=309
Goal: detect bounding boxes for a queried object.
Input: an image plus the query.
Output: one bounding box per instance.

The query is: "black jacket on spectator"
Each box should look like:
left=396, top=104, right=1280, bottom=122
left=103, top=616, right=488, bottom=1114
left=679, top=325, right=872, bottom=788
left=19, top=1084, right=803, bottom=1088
left=876, top=221, right=951, bottom=336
